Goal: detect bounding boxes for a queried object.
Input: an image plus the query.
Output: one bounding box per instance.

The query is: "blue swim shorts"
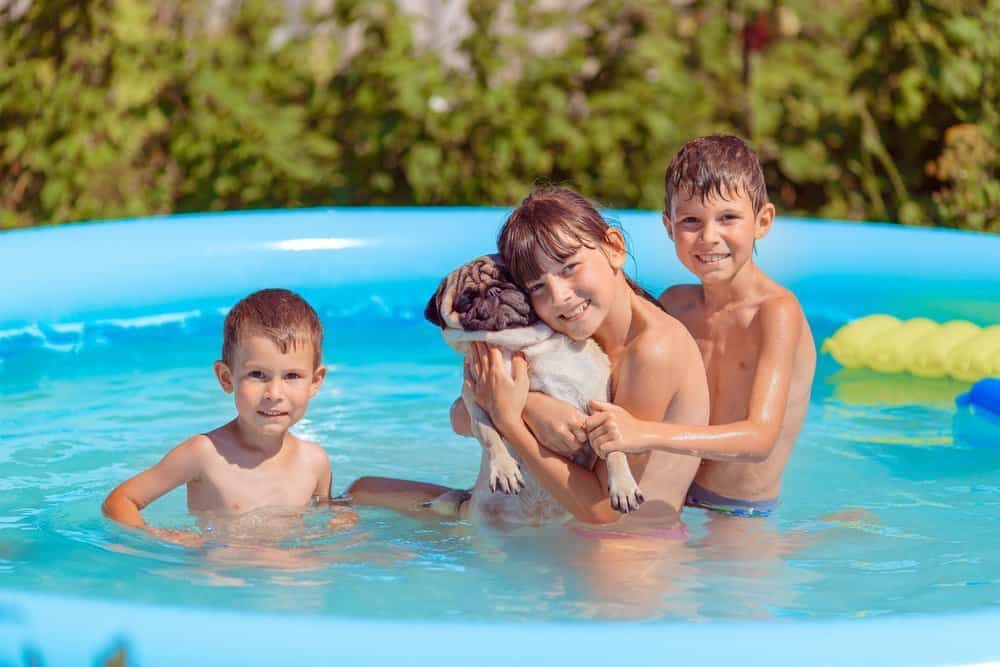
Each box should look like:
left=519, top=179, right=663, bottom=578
left=685, top=481, right=779, bottom=518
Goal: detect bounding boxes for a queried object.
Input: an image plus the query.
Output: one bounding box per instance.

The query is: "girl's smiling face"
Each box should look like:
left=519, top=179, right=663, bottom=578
left=524, top=233, right=625, bottom=341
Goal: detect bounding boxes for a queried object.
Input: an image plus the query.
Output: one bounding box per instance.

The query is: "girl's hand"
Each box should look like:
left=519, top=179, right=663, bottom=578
left=523, top=393, right=589, bottom=458
left=466, top=342, right=529, bottom=428
left=584, top=400, right=646, bottom=458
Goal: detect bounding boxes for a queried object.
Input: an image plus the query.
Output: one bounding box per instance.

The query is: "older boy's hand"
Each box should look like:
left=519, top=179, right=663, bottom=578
left=584, top=400, right=645, bottom=458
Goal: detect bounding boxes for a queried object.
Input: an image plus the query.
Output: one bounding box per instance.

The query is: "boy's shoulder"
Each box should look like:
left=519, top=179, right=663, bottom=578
left=155, top=433, right=219, bottom=480
left=175, top=432, right=219, bottom=459
left=288, top=435, right=331, bottom=471
left=750, top=285, right=810, bottom=353
left=757, top=285, right=805, bottom=325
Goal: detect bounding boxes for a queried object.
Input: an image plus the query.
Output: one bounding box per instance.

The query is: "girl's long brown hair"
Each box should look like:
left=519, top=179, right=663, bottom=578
left=497, top=187, right=663, bottom=310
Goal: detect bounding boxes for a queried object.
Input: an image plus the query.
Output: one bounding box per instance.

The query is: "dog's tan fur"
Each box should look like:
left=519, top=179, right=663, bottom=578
left=426, top=255, right=643, bottom=524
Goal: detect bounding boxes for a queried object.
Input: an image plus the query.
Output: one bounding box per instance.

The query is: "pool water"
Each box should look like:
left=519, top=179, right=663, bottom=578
left=4, top=288, right=999, bottom=623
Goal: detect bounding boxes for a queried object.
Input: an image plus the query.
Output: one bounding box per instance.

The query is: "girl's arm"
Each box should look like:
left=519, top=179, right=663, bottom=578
left=450, top=397, right=473, bottom=436
left=102, top=437, right=205, bottom=528
left=587, top=297, right=803, bottom=462
left=598, top=325, right=709, bottom=480
left=522, top=393, right=589, bottom=457
left=468, top=343, right=619, bottom=524
left=451, top=392, right=588, bottom=459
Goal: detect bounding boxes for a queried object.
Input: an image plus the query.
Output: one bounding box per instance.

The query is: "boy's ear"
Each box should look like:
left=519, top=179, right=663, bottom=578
left=310, top=365, right=328, bottom=397
left=661, top=212, right=674, bottom=241
left=755, top=203, right=776, bottom=239
left=604, top=228, right=627, bottom=270
left=214, top=361, right=234, bottom=393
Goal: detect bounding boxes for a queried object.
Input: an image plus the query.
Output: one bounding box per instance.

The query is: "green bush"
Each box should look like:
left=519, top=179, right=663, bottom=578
left=1, top=0, right=997, bottom=231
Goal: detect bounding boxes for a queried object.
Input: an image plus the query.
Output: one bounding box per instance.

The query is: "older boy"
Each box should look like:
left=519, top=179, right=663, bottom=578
left=102, top=288, right=334, bottom=543
left=586, top=135, right=816, bottom=517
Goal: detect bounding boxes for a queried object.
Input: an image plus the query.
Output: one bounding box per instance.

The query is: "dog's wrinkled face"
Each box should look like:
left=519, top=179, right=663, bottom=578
left=424, top=254, right=538, bottom=332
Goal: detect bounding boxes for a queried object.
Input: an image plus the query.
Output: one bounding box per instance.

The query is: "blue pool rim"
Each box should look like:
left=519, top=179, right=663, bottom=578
left=3, top=208, right=1000, bottom=665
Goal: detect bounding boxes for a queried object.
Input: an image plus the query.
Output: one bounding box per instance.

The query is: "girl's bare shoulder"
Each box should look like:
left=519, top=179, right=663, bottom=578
left=628, top=300, right=700, bottom=373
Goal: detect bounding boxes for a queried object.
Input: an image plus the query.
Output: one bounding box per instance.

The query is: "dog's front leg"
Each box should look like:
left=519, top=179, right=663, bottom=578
left=606, top=451, right=644, bottom=513
left=462, top=384, right=525, bottom=495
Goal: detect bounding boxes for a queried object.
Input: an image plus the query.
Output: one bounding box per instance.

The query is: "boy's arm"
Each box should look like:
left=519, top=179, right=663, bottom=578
left=312, top=445, right=333, bottom=501
left=101, top=437, right=206, bottom=528
left=587, top=296, right=802, bottom=462
left=309, top=447, right=358, bottom=529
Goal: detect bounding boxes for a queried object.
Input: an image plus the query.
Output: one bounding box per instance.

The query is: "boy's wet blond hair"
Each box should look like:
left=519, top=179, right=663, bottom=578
left=664, top=135, right=770, bottom=216
left=221, top=288, right=323, bottom=368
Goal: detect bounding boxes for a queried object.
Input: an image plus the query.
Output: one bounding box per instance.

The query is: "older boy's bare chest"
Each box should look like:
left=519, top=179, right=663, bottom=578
left=686, top=307, right=763, bottom=423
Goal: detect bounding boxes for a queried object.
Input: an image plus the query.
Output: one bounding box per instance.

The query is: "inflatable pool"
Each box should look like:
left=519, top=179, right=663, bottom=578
left=2, top=209, right=1000, bottom=665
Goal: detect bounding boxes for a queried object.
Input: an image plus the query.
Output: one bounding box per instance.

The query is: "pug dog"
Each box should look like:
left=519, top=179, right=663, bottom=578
left=425, top=254, right=644, bottom=523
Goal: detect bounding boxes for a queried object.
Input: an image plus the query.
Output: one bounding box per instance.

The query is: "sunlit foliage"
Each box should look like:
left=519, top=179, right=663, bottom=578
left=1, top=0, right=996, bottom=231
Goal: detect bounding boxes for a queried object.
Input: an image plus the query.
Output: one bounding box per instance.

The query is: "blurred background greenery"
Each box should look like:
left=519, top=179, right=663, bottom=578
left=1, top=0, right=997, bottom=231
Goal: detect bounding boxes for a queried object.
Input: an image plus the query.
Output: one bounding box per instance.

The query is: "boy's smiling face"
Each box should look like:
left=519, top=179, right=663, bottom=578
left=214, top=333, right=326, bottom=441
left=665, top=188, right=774, bottom=285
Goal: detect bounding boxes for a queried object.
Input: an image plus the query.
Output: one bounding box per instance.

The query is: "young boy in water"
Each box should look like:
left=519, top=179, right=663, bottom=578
left=102, top=288, right=336, bottom=543
left=585, top=135, right=816, bottom=517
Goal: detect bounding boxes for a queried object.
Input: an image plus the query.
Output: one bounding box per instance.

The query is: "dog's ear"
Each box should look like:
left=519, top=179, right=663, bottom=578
left=424, top=277, right=447, bottom=329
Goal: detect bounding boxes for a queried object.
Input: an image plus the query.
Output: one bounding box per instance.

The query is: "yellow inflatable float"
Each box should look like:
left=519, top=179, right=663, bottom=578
left=822, top=315, right=1000, bottom=382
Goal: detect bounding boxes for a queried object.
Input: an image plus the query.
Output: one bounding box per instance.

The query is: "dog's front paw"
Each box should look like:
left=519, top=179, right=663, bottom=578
left=489, top=456, right=525, bottom=495
left=609, top=478, right=645, bottom=514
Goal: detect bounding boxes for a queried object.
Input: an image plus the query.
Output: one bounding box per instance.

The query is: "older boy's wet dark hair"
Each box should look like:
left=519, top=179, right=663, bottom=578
left=664, top=135, right=770, bottom=216
left=497, top=187, right=663, bottom=308
left=221, top=288, right=323, bottom=368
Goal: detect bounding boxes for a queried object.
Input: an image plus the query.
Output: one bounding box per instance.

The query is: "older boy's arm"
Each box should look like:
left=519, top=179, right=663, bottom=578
left=102, top=437, right=204, bottom=528
left=588, top=297, right=802, bottom=462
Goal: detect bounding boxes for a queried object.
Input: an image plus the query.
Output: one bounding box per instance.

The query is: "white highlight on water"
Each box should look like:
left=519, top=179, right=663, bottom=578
left=96, top=310, right=202, bottom=329
left=270, top=238, right=371, bottom=252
